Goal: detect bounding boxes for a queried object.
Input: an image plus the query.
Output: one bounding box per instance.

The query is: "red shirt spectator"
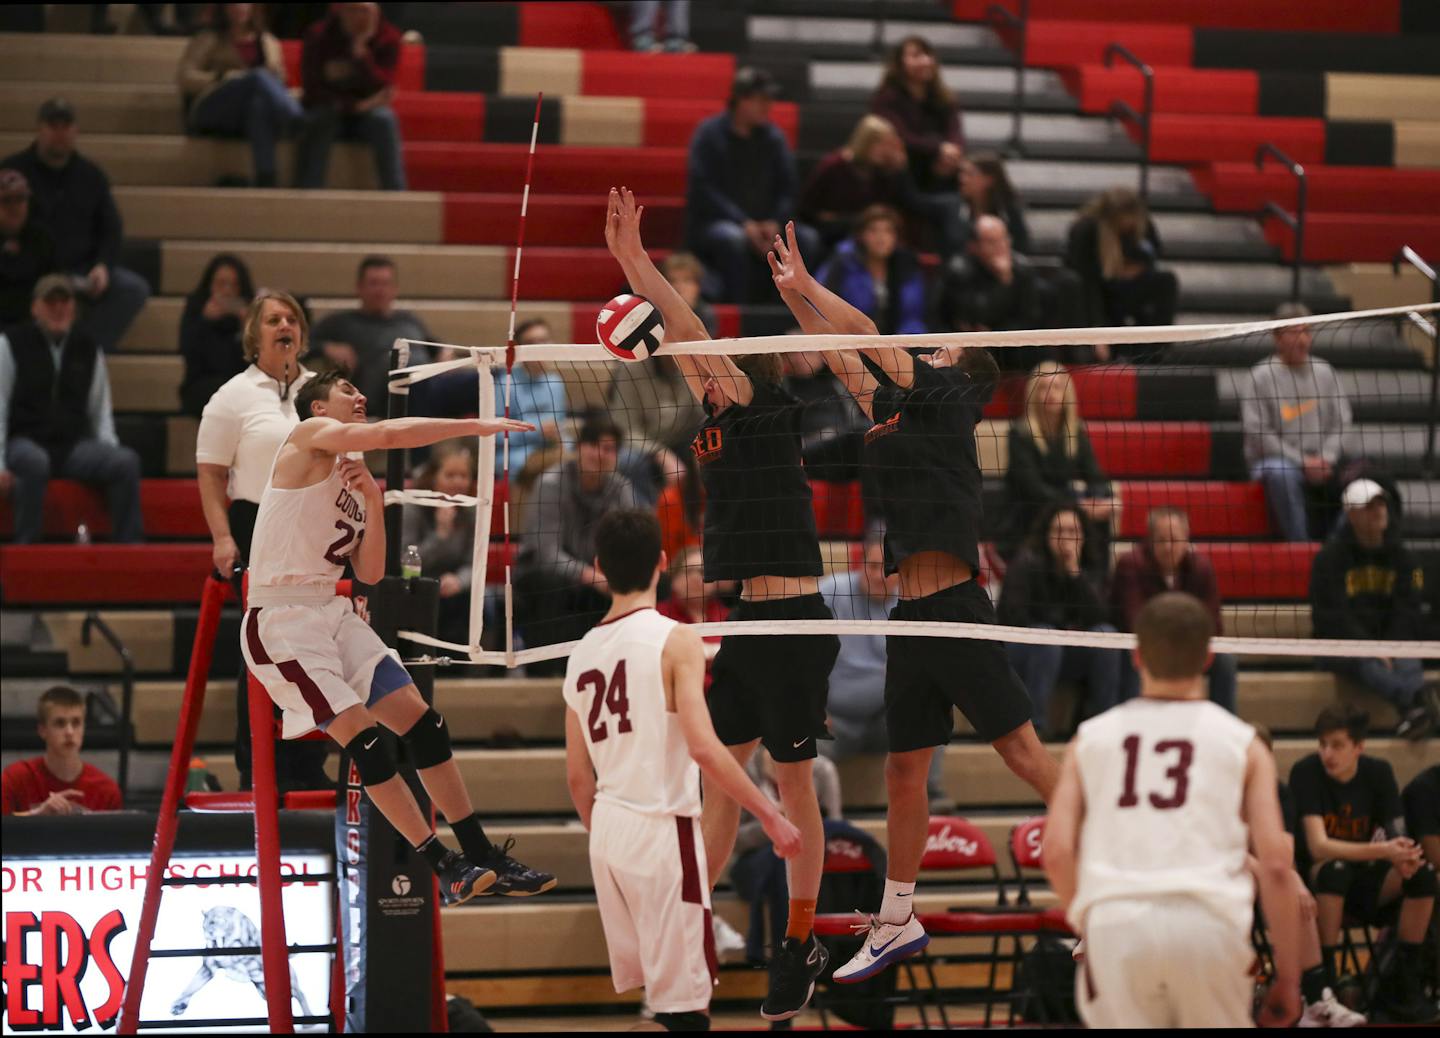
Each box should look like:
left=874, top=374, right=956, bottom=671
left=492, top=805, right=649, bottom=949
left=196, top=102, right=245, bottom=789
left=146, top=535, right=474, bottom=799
left=1110, top=509, right=1224, bottom=635
left=657, top=547, right=729, bottom=689
left=1, top=685, right=122, bottom=815
left=300, top=5, right=401, bottom=113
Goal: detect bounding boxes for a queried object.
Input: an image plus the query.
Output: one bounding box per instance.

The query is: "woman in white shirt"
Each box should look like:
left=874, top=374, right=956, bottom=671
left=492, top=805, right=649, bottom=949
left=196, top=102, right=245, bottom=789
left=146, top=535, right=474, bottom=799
left=194, top=288, right=321, bottom=790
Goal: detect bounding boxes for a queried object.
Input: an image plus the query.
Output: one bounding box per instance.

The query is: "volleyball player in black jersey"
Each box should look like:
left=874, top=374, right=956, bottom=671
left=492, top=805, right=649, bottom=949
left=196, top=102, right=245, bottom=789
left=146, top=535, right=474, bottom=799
left=604, top=189, right=837, bottom=1021
left=769, top=223, right=1060, bottom=981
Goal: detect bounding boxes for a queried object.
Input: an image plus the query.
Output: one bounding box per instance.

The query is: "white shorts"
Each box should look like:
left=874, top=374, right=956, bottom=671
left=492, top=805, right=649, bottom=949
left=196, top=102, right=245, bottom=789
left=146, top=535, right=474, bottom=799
left=589, top=800, right=717, bottom=1014
left=1078, top=896, right=1255, bottom=1029
left=240, top=597, right=407, bottom=738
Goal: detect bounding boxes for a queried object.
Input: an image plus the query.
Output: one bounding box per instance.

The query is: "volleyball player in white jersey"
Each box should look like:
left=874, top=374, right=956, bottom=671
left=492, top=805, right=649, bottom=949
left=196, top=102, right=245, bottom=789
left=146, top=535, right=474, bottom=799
left=1043, top=592, right=1302, bottom=1028
left=564, top=509, right=802, bottom=1032
left=242, top=368, right=556, bottom=903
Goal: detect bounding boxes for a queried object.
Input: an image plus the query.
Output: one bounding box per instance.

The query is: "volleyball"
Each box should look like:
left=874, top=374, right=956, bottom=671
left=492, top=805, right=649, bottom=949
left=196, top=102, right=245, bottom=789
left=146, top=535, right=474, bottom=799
left=596, top=293, right=665, bottom=362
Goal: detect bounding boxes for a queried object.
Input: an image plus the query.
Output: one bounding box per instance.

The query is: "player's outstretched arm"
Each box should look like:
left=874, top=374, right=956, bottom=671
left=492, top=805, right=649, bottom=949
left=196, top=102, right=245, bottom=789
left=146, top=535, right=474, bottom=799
left=768, top=221, right=917, bottom=389
left=1040, top=742, right=1084, bottom=914
left=1245, top=738, right=1302, bottom=1027
left=603, top=187, right=753, bottom=408
left=564, top=708, right=597, bottom=831
left=664, top=625, right=802, bottom=858
left=298, top=415, right=535, bottom=455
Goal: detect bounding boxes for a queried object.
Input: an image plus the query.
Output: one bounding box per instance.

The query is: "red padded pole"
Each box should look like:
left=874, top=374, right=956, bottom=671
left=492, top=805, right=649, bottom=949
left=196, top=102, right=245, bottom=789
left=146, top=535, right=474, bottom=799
left=117, top=575, right=232, bottom=1033
left=248, top=666, right=295, bottom=1031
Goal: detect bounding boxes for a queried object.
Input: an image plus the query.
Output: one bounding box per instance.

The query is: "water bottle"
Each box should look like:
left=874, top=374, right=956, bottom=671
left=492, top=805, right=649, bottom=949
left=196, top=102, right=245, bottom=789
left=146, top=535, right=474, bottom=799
left=401, top=544, right=422, bottom=579
left=75, top=522, right=91, bottom=545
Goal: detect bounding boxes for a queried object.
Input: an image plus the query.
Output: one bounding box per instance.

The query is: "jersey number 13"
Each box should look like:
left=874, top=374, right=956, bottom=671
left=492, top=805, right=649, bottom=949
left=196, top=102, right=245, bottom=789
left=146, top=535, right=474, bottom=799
left=1118, top=735, right=1195, bottom=810
left=578, top=661, right=633, bottom=743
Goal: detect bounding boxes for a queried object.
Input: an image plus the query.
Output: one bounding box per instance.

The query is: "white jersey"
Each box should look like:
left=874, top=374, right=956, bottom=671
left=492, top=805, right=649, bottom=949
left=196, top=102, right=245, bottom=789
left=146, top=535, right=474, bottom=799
left=1068, top=697, right=1257, bottom=935
left=248, top=442, right=369, bottom=606
left=562, top=608, right=700, bottom=818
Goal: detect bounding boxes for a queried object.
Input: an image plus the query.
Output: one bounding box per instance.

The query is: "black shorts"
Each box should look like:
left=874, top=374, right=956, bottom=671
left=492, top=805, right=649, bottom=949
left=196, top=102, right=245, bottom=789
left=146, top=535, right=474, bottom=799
left=1342, top=860, right=1398, bottom=925
left=884, top=579, right=1033, bottom=750
left=708, top=594, right=839, bottom=763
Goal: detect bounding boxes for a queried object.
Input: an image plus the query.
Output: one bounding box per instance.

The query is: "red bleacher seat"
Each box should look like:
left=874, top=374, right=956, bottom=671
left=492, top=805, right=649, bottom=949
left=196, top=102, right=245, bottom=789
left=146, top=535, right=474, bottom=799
left=518, top=1, right=626, bottom=49
left=1194, top=165, right=1440, bottom=217
left=1263, top=213, right=1440, bottom=264
left=1015, top=21, right=1194, bottom=68
left=1060, top=66, right=1258, bottom=117
left=1146, top=114, right=1326, bottom=165
left=580, top=51, right=736, bottom=101
left=0, top=479, right=206, bottom=541
left=1088, top=421, right=1212, bottom=477
left=1196, top=541, right=1316, bottom=600
left=0, top=545, right=213, bottom=604
left=407, top=143, right=688, bottom=196
left=442, top=193, right=684, bottom=246
left=394, top=92, right=485, bottom=143
left=1116, top=480, right=1270, bottom=539
left=810, top=480, right=866, bottom=540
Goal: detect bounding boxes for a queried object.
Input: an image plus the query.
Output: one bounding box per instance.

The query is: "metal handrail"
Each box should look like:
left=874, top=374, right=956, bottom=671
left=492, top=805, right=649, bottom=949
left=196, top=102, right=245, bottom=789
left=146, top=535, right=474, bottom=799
left=986, top=0, right=1029, bottom=155
left=1393, top=246, right=1439, bottom=475
left=1255, top=143, right=1308, bottom=302
left=81, top=612, right=135, bottom=801
left=1104, top=43, right=1154, bottom=202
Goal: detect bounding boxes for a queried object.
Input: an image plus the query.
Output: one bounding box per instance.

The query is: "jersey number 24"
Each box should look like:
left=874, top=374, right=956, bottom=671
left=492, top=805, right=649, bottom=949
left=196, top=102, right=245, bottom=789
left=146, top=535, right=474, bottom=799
left=578, top=661, right=632, bottom=743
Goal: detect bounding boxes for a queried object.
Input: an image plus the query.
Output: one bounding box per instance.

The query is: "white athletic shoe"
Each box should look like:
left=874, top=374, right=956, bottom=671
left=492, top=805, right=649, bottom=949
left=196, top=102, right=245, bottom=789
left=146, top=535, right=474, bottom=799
left=712, top=914, right=747, bottom=962
left=831, top=913, right=929, bottom=984
left=1299, top=988, right=1367, bottom=1028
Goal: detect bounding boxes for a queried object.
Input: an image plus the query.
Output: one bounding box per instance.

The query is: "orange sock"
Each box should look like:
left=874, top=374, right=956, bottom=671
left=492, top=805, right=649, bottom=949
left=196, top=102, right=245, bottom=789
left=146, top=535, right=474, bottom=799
left=786, top=897, right=817, bottom=941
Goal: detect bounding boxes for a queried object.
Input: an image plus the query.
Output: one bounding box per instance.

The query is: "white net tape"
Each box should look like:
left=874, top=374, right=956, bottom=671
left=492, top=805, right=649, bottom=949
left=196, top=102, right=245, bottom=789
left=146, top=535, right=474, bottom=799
left=384, top=303, right=1440, bottom=667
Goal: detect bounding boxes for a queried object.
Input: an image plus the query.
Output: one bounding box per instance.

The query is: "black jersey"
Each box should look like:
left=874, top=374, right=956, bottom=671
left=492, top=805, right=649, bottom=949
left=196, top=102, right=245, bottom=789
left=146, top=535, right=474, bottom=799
left=861, top=355, right=991, bottom=574
left=691, top=380, right=823, bottom=582
left=1289, top=753, right=1404, bottom=871
left=1403, top=765, right=1440, bottom=841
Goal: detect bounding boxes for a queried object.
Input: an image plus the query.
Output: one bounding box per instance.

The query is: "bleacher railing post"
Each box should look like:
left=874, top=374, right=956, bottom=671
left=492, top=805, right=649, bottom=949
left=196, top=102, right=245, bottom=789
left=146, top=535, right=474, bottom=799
left=1394, top=246, right=1440, bottom=475
left=1255, top=143, right=1308, bottom=303
left=986, top=1, right=1028, bottom=155
left=1104, top=43, right=1154, bottom=203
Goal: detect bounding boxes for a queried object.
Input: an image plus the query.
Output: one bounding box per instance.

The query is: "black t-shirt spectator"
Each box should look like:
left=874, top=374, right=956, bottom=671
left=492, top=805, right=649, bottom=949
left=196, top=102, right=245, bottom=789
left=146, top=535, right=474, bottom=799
left=1402, top=765, right=1439, bottom=842
left=997, top=547, right=1109, bottom=631
left=1278, top=780, right=1297, bottom=837
left=692, top=380, right=822, bottom=583
left=178, top=294, right=247, bottom=417
left=1290, top=753, right=1404, bottom=872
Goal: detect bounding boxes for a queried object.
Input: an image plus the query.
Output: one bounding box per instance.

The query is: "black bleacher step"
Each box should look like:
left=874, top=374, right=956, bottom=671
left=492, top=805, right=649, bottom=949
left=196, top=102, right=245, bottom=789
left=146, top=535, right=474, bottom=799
left=749, top=0, right=958, bottom=23
left=1192, top=28, right=1440, bottom=76
left=1166, top=323, right=1425, bottom=370
left=0, top=646, right=68, bottom=678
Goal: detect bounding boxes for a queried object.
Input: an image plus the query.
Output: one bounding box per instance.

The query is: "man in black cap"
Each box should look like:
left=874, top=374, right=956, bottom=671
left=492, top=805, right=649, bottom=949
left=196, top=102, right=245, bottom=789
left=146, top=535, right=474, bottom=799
left=0, top=274, right=144, bottom=544
left=0, top=169, right=56, bottom=327
left=1, top=99, right=150, bottom=353
left=685, top=67, right=820, bottom=303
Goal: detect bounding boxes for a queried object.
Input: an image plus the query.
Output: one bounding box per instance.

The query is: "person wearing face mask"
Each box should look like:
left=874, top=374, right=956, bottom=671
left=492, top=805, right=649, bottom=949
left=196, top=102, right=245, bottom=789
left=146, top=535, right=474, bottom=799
left=1111, top=507, right=1237, bottom=713
left=178, top=253, right=253, bottom=417
left=2, top=99, right=151, bottom=353
left=816, top=205, right=927, bottom=337
left=0, top=274, right=143, bottom=544
left=194, top=288, right=321, bottom=791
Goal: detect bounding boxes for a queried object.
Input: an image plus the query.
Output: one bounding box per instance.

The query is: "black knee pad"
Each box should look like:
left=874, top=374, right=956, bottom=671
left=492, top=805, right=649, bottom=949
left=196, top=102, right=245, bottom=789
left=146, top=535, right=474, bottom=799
left=1314, top=859, right=1355, bottom=897
left=654, top=1011, right=710, bottom=1032
left=1402, top=862, right=1437, bottom=899
left=401, top=707, right=453, bottom=770
left=344, top=725, right=398, bottom=786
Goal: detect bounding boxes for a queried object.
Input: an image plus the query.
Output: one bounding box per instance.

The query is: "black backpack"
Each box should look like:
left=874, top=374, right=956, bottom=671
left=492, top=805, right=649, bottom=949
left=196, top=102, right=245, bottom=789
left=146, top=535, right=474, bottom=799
left=1013, top=934, right=1080, bottom=1024
left=814, top=820, right=897, bottom=1031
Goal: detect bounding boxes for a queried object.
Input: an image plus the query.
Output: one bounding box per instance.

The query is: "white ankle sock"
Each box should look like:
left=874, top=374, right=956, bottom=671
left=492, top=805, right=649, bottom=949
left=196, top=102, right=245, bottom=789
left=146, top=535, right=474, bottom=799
left=878, top=879, right=916, bottom=925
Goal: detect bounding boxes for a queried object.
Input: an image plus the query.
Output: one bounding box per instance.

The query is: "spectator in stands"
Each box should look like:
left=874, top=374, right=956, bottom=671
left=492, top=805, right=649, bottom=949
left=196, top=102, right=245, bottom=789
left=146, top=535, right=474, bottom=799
left=1111, top=506, right=1237, bottom=712
left=177, top=3, right=299, bottom=189
left=294, top=2, right=406, bottom=191
left=2, top=99, right=151, bottom=353
left=869, top=35, right=965, bottom=257
left=958, top=152, right=1030, bottom=255
left=685, top=66, right=817, bottom=303
left=1064, top=187, right=1177, bottom=333
left=514, top=413, right=637, bottom=671
left=1404, top=765, right=1440, bottom=872
left=934, top=214, right=1045, bottom=362
left=0, top=275, right=142, bottom=544
left=1243, top=303, right=1351, bottom=543
left=656, top=448, right=703, bottom=562
left=818, top=533, right=950, bottom=809
left=1309, top=479, right=1437, bottom=741
left=1290, top=706, right=1438, bottom=1023
left=657, top=546, right=727, bottom=688
left=0, top=170, right=56, bottom=328
left=402, top=441, right=477, bottom=649
left=178, top=253, right=253, bottom=417
left=800, top=114, right=915, bottom=251
left=194, top=289, right=326, bottom=791
left=999, top=361, right=1118, bottom=566
left=628, top=0, right=693, bottom=52
left=607, top=255, right=708, bottom=457
left=1, top=686, right=122, bottom=815
left=999, top=502, right=1122, bottom=737
left=782, top=348, right=869, bottom=483
left=310, top=255, right=432, bottom=411
left=816, top=204, right=927, bottom=336
left=501, top=318, right=572, bottom=482
left=730, top=750, right=843, bottom=964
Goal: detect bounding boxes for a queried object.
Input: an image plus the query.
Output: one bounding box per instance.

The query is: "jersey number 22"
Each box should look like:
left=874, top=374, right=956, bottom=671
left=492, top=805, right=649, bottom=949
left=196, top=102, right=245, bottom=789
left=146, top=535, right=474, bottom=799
left=578, top=661, right=632, bottom=743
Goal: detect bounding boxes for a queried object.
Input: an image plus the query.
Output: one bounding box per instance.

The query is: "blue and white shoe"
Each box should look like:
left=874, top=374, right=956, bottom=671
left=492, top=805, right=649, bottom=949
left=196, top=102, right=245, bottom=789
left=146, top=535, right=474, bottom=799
left=831, top=913, right=930, bottom=984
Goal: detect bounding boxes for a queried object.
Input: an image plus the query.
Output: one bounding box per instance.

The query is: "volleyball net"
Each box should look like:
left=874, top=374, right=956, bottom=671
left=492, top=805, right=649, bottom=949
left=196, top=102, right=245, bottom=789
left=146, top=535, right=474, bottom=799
left=382, top=301, right=1439, bottom=670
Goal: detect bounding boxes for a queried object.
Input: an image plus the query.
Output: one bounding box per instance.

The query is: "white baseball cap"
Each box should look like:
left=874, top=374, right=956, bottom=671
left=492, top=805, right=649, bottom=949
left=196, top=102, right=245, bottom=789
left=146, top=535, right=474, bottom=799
left=1341, top=478, right=1385, bottom=510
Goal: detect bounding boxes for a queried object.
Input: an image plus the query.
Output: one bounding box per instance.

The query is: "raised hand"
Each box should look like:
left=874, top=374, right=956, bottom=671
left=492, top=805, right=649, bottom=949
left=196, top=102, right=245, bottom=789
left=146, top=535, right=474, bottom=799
left=338, top=457, right=380, bottom=500
left=767, top=221, right=814, bottom=295
left=604, top=186, right=646, bottom=261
